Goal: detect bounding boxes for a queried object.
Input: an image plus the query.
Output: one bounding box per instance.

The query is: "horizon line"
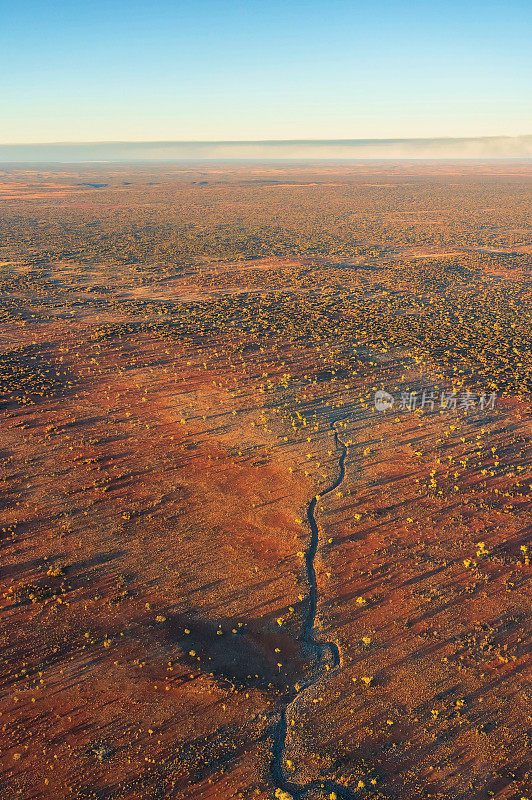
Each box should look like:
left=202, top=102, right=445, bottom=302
left=2, top=136, right=531, bottom=163
left=1, top=134, right=531, bottom=147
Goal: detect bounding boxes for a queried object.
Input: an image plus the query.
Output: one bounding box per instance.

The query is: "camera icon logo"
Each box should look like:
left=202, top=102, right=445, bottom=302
left=374, top=390, right=394, bottom=411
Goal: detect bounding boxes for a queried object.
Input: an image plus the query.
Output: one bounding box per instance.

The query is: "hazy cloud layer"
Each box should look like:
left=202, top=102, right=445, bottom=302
left=1, top=136, right=531, bottom=162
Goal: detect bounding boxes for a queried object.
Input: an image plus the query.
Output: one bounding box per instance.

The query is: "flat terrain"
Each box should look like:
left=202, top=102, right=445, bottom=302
left=0, top=162, right=531, bottom=800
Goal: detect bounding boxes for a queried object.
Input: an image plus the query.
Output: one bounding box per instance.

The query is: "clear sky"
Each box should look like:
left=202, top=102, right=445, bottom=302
left=1, top=0, right=530, bottom=144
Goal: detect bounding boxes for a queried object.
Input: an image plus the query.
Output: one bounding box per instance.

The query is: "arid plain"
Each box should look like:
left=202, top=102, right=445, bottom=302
left=0, top=162, right=531, bottom=800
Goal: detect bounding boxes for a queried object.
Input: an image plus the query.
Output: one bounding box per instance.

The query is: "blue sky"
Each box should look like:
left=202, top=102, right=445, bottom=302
left=1, top=0, right=530, bottom=143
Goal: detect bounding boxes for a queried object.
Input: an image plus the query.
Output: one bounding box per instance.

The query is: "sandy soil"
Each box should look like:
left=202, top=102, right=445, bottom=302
left=0, top=164, right=530, bottom=800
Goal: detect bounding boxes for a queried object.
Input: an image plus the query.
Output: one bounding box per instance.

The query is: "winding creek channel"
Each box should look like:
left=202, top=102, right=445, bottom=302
left=271, top=424, right=358, bottom=800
